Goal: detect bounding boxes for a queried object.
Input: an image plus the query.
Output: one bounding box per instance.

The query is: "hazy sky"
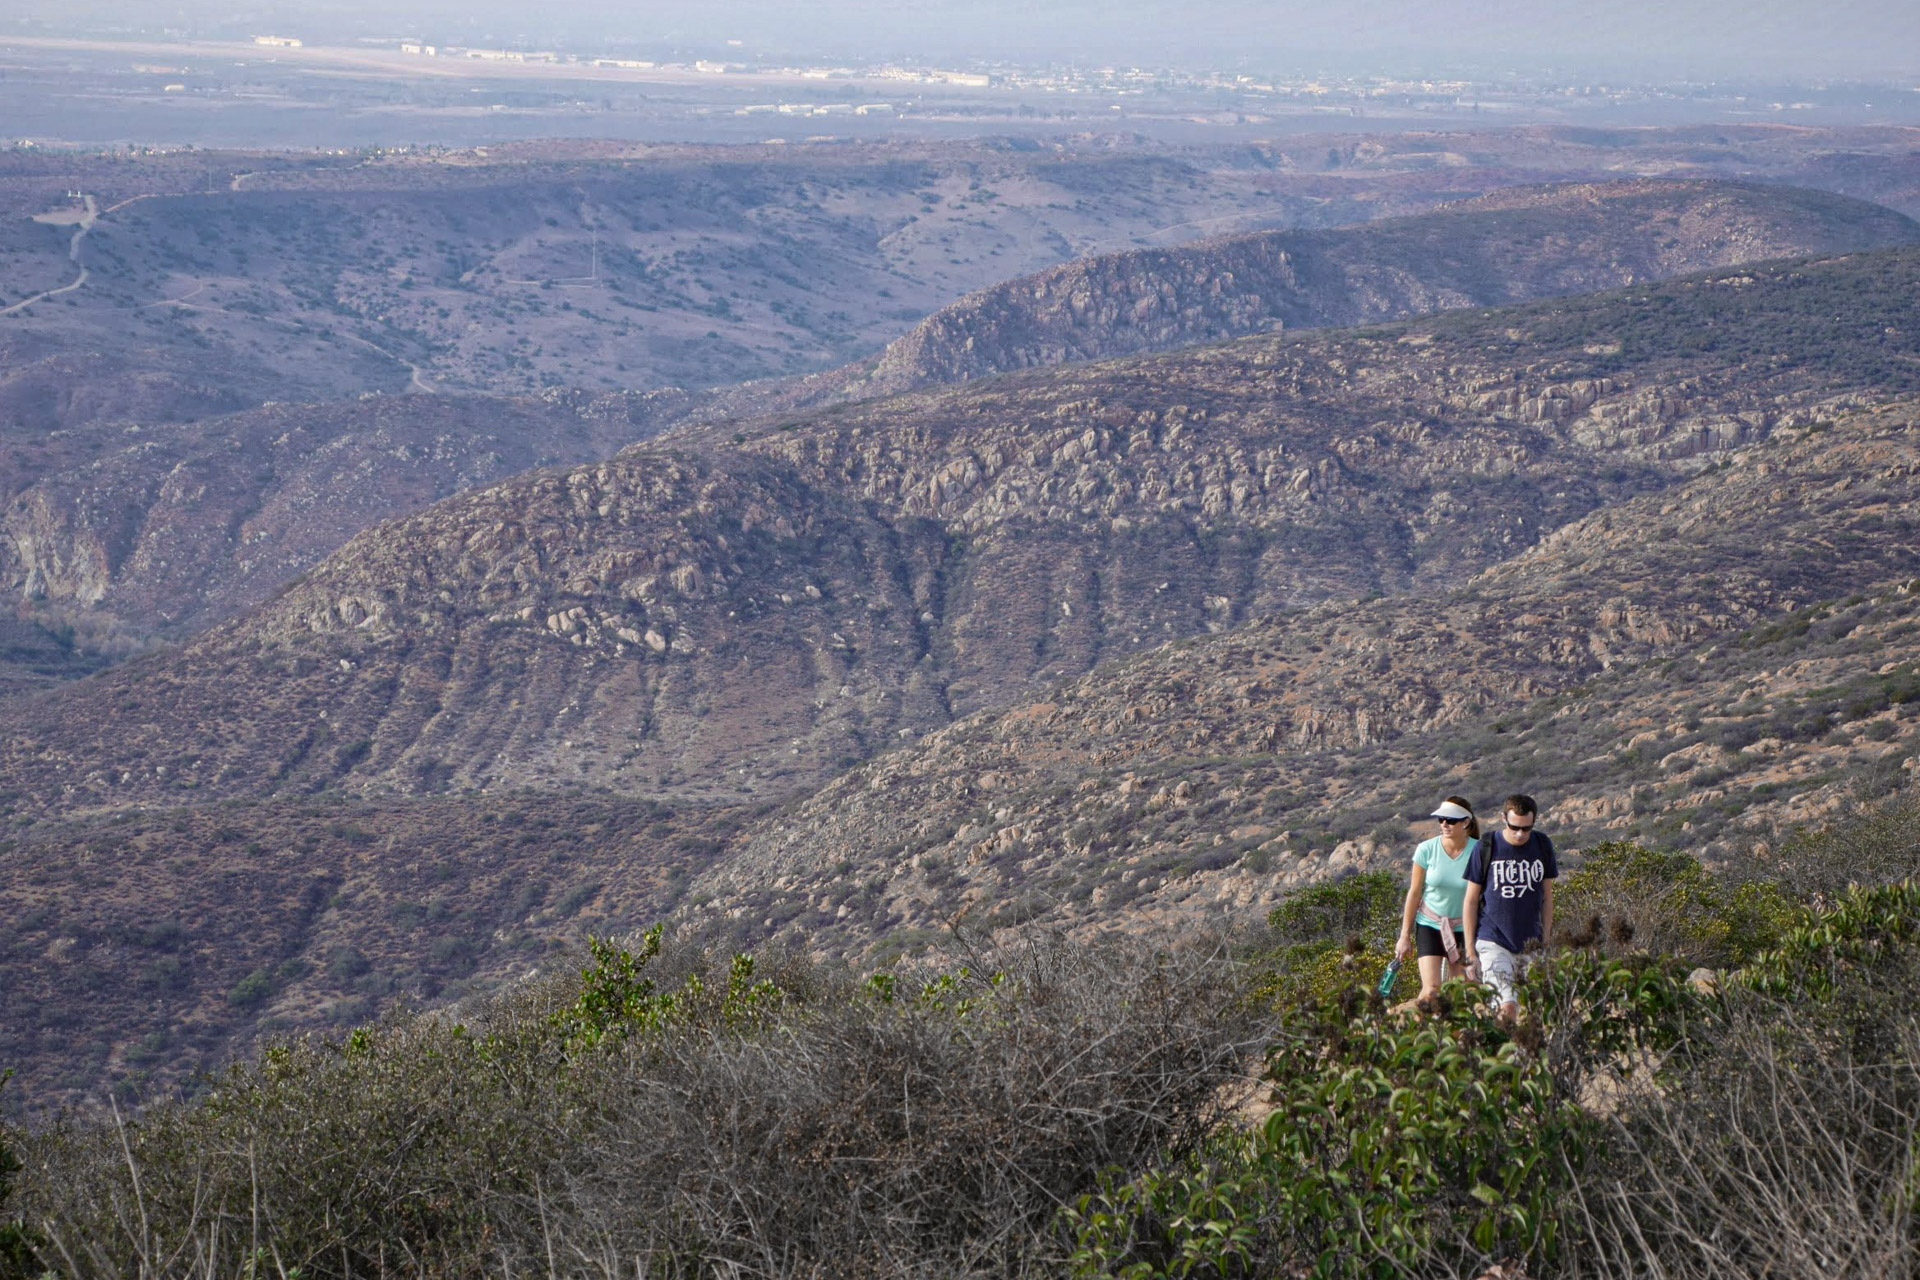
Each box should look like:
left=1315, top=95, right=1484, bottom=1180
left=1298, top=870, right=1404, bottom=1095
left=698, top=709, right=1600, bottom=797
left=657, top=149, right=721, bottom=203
left=17, top=0, right=1920, bottom=78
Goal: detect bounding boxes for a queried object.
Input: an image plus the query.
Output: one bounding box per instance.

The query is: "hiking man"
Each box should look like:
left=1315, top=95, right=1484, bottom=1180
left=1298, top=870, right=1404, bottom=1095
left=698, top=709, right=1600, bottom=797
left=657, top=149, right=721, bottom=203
left=1462, top=794, right=1557, bottom=1023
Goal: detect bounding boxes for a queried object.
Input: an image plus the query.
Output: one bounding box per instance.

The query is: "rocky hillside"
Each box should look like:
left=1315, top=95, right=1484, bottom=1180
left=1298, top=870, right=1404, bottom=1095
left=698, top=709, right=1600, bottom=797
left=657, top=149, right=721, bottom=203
left=2, top=247, right=1916, bottom=821
left=683, top=398, right=1920, bottom=957
left=0, top=387, right=720, bottom=662
left=850, top=181, right=1919, bottom=395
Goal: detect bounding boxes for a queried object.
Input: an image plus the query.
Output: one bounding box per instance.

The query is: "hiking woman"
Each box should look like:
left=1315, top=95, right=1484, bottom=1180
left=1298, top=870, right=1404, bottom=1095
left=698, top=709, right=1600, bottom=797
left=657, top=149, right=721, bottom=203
left=1393, top=796, right=1480, bottom=1000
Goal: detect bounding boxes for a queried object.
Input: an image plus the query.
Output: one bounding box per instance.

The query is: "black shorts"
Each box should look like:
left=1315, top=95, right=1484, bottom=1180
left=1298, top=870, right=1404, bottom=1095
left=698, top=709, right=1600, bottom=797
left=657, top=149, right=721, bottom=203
left=1415, top=924, right=1465, bottom=960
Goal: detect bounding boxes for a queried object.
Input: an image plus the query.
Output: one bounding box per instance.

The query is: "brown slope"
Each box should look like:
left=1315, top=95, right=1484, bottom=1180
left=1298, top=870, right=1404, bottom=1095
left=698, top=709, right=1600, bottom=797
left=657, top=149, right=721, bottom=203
left=848, top=180, right=1920, bottom=396
left=680, top=398, right=1920, bottom=958
left=0, top=387, right=713, bottom=656
left=0, top=792, right=750, bottom=1116
left=1, top=247, right=1916, bottom=819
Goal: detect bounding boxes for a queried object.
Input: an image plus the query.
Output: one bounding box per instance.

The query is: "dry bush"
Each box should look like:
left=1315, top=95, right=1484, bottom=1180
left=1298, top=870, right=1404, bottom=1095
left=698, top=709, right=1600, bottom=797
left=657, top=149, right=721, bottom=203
left=1562, top=1004, right=1920, bottom=1280
left=1560, top=880, right=1920, bottom=1280
left=1751, top=783, right=1920, bottom=905
left=514, top=934, right=1260, bottom=1279
left=7, top=932, right=1262, bottom=1279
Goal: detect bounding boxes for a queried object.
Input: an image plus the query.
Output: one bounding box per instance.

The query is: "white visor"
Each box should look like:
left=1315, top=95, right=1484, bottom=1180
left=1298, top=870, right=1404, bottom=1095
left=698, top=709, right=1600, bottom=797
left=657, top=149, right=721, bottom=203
left=1430, top=801, right=1473, bottom=821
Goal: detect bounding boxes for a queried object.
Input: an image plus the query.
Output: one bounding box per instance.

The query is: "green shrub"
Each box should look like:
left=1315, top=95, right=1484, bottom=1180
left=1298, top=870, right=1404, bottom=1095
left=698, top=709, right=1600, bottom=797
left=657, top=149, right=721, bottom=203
left=1068, top=949, right=1703, bottom=1280
left=225, top=967, right=276, bottom=1009
left=548, top=926, right=785, bottom=1052
left=1264, top=870, right=1402, bottom=945
left=1252, top=871, right=1403, bottom=1006
left=1556, top=841, right=1797, bottom=966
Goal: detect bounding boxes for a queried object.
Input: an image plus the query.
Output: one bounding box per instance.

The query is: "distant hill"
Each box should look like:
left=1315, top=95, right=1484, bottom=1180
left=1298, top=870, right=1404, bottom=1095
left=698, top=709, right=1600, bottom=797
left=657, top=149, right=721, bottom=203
left=847, top=181, right=1920, bottom=395
left=0, top=136, right=1441, bottom=433
left=4, top=179, right=1912, bottom=677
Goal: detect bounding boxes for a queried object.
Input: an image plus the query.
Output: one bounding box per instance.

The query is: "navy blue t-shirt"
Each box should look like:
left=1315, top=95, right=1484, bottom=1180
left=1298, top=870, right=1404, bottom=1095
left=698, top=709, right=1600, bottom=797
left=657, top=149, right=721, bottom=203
left=1465, top=831, right=1558, bottom=953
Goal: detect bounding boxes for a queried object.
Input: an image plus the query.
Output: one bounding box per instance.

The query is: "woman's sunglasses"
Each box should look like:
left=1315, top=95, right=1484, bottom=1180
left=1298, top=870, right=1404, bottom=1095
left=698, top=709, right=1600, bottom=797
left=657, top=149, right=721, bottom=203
left=1436, top=816, right=1467, bottom=825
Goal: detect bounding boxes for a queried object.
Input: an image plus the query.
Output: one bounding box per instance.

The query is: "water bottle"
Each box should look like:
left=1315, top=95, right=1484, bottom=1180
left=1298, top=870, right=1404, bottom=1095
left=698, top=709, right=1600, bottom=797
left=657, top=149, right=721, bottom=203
left=1377, top=957, right=1402, bottom=999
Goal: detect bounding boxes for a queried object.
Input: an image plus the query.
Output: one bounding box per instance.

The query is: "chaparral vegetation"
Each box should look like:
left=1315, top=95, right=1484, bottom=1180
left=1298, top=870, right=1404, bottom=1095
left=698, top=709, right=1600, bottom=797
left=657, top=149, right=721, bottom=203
left=4, top=790, right=1917, bottom=1279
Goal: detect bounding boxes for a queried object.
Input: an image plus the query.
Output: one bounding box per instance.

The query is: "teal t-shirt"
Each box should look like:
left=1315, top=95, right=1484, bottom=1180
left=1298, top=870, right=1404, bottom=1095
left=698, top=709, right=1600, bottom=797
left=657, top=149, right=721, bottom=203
left=1412, top=835, right=1474, bottom=927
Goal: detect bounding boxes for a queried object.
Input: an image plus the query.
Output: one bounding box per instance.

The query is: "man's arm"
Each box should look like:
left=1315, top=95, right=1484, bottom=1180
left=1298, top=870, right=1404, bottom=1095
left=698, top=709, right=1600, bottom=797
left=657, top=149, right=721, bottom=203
left=1540, top=880, right=1553, bottom=947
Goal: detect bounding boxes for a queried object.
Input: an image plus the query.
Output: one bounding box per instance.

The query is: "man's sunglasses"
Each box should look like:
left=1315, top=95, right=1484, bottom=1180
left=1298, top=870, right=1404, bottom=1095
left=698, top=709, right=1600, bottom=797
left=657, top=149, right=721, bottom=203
left=1506, top=821, right=1535, bottom=833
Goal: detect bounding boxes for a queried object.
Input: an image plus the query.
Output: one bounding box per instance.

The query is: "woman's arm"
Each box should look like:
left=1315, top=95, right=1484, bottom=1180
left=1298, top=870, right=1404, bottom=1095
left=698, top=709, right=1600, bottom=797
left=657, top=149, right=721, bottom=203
left=1396, top=864, right=1427, bottom=960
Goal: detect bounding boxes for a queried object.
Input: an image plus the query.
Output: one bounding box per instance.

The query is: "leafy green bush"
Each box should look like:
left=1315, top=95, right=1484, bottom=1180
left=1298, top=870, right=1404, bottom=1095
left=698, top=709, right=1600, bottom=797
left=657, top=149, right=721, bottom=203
left=1556, top=841, right=1797, bottom=966
left=1252, top=871, right=1402, bottom=1006
left=1265, top=870, right=1403, bottom=944
left=1067, top=950, right=1701, bottom=1280
left=1733, top=878, right=1920, bottom=1070
left=548, top=926, right=784, bottom=1051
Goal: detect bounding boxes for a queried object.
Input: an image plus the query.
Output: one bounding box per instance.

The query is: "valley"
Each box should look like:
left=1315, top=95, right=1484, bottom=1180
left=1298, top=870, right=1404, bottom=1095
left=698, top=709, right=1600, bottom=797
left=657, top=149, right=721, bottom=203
left=2, top=124, right=1920, bottom=1117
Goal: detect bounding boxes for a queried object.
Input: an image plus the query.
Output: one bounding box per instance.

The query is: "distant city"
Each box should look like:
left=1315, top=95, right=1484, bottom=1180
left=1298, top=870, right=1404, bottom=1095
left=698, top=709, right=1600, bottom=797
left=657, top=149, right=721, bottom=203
left=2, top=19, right=1916, bottom=149
left=269, top=32, right=1915, bottom=120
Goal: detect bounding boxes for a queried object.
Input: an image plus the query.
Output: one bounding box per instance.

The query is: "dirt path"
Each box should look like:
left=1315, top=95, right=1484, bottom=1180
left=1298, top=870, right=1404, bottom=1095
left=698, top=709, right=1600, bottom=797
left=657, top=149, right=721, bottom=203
left=1, top=195, right=98, bottom=318
left=141, top=287, right=439, bottom=394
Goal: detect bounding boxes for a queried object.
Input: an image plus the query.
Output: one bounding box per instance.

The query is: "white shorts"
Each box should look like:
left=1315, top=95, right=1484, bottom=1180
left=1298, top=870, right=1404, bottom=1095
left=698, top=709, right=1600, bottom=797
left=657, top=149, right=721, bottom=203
left=1475, top=939, right=1528, bottom=1008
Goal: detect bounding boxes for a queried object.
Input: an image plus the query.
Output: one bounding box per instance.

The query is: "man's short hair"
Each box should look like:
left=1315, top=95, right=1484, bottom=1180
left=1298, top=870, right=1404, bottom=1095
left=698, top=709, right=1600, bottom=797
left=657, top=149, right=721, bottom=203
left=1504, top=793, right=1538, bottom=818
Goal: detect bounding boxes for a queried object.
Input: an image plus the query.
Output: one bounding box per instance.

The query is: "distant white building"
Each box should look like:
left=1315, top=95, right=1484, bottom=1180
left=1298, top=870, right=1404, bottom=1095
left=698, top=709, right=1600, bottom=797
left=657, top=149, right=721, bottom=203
left=252, top=35, right=302, bottom=48
left=400, top=42, right=437, bottom=56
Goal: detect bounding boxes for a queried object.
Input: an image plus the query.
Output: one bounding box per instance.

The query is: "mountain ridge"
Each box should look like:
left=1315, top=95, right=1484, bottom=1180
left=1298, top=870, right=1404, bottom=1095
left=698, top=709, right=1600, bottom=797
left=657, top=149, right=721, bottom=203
left=3, top=178, right=1910, bottom=682
left=847, top=179, right=1920, bottom=396
left=3, top=245, right=1916, bottom=820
